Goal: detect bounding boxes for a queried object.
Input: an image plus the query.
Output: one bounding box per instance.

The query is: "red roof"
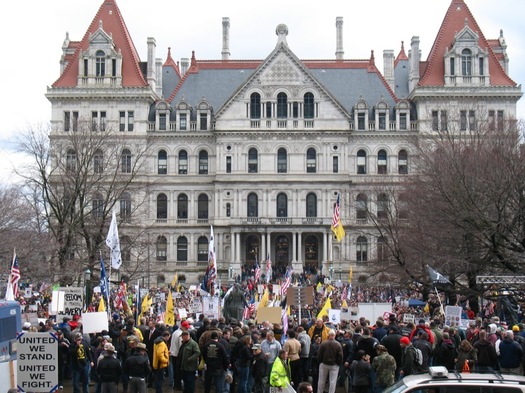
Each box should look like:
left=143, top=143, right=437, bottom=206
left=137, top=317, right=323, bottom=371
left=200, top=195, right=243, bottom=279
left=419, top=0, right=516, bottom=87
left=52, top=0, right=147, bottom=88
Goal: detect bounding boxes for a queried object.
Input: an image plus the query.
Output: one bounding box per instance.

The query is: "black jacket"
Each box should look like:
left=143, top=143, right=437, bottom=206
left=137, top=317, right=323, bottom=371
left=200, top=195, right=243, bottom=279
left=124, top=352, right=151, bottom=378
left=203, top=340, right=229, bottom=372
left=97, top=355, right=122, bottom=383
left=251, top=352, right=269, bottom=381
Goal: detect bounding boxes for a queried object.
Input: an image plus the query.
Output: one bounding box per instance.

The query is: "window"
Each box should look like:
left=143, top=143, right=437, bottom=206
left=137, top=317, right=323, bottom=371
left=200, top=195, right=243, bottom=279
left=378, top=113, right=386, bottom=130
left=460, top=110, right=473, bottom=131
left=398, top=150, right=408, bottom=174
left=179, top=113, right=187, bottom=130
left=277, top=93, right=287, bottom=118
left=226, top=203, right=231, bottom=217
left=247, top=193, right=258, bottom=217
left=248, top=148, right=258, bottom=173
left=377, top=150, right=387, bottom=174
left=66, top=149, right=77, bottom=172
left=197, top=237, right=208, bottom=262
left=292, top=102, right=299, bottom=118
left=357, top=150, right=367, bottom=174
left=356, top=236, right=368, bottom=262
left=156, top=193, right=168, bottom=220
left=177, top=236, right=188, bottom=261
left=199, top=151, right=209, bottom=174
left=64, top=112, right=70, bottom=132
left=306, top=193, right=317, bottom=217
left=226, top=156, right=232, bottom=173
left=377, top=236, right=388, bottom=262
left=156, top=236, right=167, bottom=261
left=91, top=111, right=106, bottom=131
left=95, top=50, right=105, bottom=77
left=178, top=150, right=188, bottom=174
left=432, top=111, right=439, bottom=131
left=489, top=110, right=505, bottom=131
left=377, top=193, right=389, bottom=220
left=159, top=113, right=167, bottom=131
left=121, top=149, right=132, bottom=173
left=333, top=156, right=339, bottom=173
left=304, top=93, right=314, bottom=119
left=306, top=148, right=317, bottom=173
left=93, top=149, right=104, bottom=174
left=92, top=193, right=104, bottom=219
left=469, top=110, right=476, bottom=131
left=120, top=111, right=126, bottom=132
left=450, top=57, right=455, bottom=75
left=277, top=193, right=287, bottom=217
left=177, top=194, right=188, bottom=219
left=461, top=49, right=472, bottom=76
left=357, top=113, right=366, bottom=130
left=112, top=59, right=116, bottom=77
left=84, top=59, right=88, bottom=77
left=119, top=111, right=134, bottom=132
left=265, top=102, right=272, bottom=118
left=121, top=236, right=131, bottom=263
left=158, top=150, right=167, bottom=175
left=356, top=194, right=367, bottom=221
left=399, top=113, right=407, bottom=130
left=250, top=93, right=261, bottom=119
left=198, top=194, right=209, bottom=219
left=479, top=57, right=484, bottom=76
left=397, top=193, right=409, bottom=220
left=277, top=148, right=287, bottom=173
left=200, top=113, right=207, bottom=130
left=440, top=111, right=448, bottom=132
left=432, top=110, right=448, bottom=132
left=92, top=111, right=98, bottom=131
left=120, top=192, right=131, bottom=221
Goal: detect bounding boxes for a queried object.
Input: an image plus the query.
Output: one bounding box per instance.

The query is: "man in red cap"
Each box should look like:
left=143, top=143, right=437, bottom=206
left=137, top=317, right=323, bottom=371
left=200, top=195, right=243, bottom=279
left=399, top=337, right=417, bottom=378
left=170, top=320, right=191, bottom=389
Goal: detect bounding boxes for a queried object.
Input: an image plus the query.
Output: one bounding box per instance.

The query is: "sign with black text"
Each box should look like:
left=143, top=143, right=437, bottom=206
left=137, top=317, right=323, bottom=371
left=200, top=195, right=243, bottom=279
left=17, top=332, right=58, bottom=392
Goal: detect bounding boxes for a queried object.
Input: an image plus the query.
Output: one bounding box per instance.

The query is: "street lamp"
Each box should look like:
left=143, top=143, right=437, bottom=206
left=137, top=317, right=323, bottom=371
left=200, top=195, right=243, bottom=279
left=339, top=265, right=342, bottom=280
left=228, top=266, right=234, bottom=280
left=329, top=264, right=334, bottom=280
left=84, top=268, right=92, bottom=311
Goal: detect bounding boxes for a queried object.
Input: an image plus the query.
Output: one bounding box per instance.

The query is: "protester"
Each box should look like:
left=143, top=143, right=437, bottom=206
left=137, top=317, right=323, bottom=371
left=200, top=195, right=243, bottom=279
left=350, top=350, right=372, bottom=393
left=251, top=343, right=269, bottom=393
left=124, top=343, right=151, bottom=393
left=317, top=330, right=343, bottom=393
left=270, top=349, right=291, bottom=388
left=179, top=331, right=201, bottom=393
left=202, top=331, right=229, bottom=393
left=372, top=345, right=396, bottom=392
left=97, top=344, right=122, bottom=393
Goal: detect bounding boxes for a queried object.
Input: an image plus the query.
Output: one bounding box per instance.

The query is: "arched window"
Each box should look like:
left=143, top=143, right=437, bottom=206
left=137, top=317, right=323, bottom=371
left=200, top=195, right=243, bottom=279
left=158, top=150, right=167, bottom=175
left=377, top=149, right=387, bottom=174
left=397, top=193, right=409, bottom=220
left=120, top=192, right=132, bottom=221
left=178, top=150, right=188, bottom=174
left=357, top=150, right=367, bottom=174
left=306, top=148, right=317, bottom=173
left=306, top=193, right=317, bottom=217
left=197, top=236, right=208, bottom=262
left=247, top=193, right=258, bottom=217
left=304, top=92, right=314, bottom=119
left=66, top=149, right=77, bottom=172
left=304, top=235, right=319, bottom=268
left=461, top=49, right=472, bottom=76
left=121, top=235, right=131, bottom=263
left=177, top=236, right=188, bottom=261
left=356, top=236, right=368, bottom=262
left=92, top=193, right=104, bottom=219
left=156, top=236, right=167, bottom=261
left=277, top=92, right=288, bottom=118
left=377, top=236, right=388, bottom=262
left=177, top=194, right=188, bottom=219
left=198, top=194, right=209, bottom=219
left=356, top=193, right=368, bottom=221
left=277, top=193, right=288, bottom=217
left=398, top=150, right=408, bottom=174
left=199, top=150, right=208, bottom=174
left=277, top=148, right=287, bottom=173
left=377, top=193, right=389, bottom=220
left=250, top=93, right=261, bottom=119
left=121, top=149, right=132, bottom=173
left=248, top=148, right=258, bottom=173
left=157, top=193, right=168, bottom=220
left=93, top=149, right=103, bottom=174
left=96, top=50, right=105, bottom=77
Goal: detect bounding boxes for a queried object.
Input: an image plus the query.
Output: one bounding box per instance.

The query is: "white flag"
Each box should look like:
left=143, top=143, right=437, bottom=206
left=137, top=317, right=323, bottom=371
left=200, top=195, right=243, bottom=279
left=106, top=210, right=122, bottom=269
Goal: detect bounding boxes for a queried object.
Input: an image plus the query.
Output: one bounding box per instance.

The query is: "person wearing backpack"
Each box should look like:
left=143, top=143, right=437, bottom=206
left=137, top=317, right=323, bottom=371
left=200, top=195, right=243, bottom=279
left=399, top=337, right=418, bottom=379
left=412, top=331, right=433, bottom=371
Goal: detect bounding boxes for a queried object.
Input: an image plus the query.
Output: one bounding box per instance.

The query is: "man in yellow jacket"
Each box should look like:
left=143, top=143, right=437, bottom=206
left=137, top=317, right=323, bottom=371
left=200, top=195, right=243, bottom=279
left=308, top=318, right=330, bottom=342
left=153, top=331, right=170, bottom=393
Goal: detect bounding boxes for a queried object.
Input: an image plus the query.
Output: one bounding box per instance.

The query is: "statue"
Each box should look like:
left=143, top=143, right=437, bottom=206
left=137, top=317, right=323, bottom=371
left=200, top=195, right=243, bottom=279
left=223, top=284, right=247, bottom=321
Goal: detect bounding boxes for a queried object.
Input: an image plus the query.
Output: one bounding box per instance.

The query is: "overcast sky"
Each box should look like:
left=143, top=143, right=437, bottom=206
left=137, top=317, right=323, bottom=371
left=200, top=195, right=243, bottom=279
left=0, top=0, right=524, bottom=182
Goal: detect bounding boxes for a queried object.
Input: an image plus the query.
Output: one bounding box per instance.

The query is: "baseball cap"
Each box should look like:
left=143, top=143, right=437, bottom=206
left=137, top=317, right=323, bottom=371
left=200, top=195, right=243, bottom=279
left=181, top=321, right=190, bottom=329
left=400, top=336, right=410, bottom=345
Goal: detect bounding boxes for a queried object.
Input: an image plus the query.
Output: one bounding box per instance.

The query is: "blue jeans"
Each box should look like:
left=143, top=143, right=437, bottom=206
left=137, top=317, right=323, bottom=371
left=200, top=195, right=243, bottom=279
left=72, top=364, right=90, bottom=393
left=154, top=368, right=166, bottom=393
left=237, top=366, right=250, bottom=393
left=182, top=371, right=196, bottom=393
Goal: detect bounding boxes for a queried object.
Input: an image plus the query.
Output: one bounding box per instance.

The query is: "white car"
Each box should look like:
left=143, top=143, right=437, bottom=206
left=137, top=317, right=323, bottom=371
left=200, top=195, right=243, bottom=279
left=384, top=366, right=525, bottom=393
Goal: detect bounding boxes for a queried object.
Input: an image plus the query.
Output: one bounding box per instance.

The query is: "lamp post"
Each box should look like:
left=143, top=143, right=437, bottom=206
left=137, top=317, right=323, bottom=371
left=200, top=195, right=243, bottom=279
left=228, top=266, right=234, bottom=281
left=84, top=268, right=92, bottom=311
left=339, top=265, right=342, bottom=280
left=329, top=264, right=334, bottom=280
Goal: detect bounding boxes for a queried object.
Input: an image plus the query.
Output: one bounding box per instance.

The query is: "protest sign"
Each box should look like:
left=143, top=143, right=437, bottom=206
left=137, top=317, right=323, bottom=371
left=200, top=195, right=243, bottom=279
left=17, top=332, right=58, bottom=392
left=55, top=287, right=83, bottom=319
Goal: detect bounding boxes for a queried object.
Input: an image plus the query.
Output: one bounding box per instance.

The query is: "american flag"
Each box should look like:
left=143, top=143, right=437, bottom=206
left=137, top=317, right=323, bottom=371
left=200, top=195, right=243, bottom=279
left=115, top=282, right=127, bottom=310
left=9, top=252, right=21, bottom=298
left=266, top=253, right=272, bottom=283
left=242, top=296, right=255, bottom=320
left=279, top=268, right=292, bottom=297
left=341, top=285, right=348, bottom=302
left=254, top=256, right=261, bottom=283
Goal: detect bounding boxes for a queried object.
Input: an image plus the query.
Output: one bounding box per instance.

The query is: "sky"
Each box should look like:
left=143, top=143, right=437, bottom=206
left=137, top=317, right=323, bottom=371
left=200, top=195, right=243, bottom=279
left=0, top=0, right=524, bottom=183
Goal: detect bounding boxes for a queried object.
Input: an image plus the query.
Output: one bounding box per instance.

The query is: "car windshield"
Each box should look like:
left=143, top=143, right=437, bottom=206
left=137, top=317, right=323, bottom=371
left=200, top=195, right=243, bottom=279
left=383, top=379, right=409, bottom=393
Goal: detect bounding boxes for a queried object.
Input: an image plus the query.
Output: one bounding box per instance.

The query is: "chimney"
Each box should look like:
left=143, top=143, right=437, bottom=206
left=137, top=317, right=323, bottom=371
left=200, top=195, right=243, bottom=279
left=147, top=37, right=157, bottom=92
left=383, top=50, right=395, bottom=91
left=408, top=36, right=420, bottom=92
left=335, top=17, right=344, bottom=60
left=180, top=58, right=190, bottom=76
left=155, top=58, right=163, bottom=98
left=222, top=17, right=231, bottom=60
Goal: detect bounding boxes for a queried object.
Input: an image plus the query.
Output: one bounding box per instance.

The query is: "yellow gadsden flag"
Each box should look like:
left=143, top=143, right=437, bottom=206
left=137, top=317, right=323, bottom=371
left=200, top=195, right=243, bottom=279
left=166, top=290, right=175, bottom=326
left=317, top=296, right=332, bottom=319
left=139, top=293, right=152, bottom=320
left=98, top=296, right=106, bottom=312
left=257, top=287, right=269, bottom=310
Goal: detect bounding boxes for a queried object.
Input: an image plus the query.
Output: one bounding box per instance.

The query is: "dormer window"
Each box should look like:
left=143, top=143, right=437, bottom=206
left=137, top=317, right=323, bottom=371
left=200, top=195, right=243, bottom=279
left=461, top=49, right=472, bottom=76
left=354, top=100, right=369, bottom=131
left=196, top=99, right=212, bottom=131
left=304, top=93, right=314, bottom=119
left=96, top=50, right=106, bottom=77
left=250, top=93, right=261, bottom=119
left=176, top=100, right=192, bottom=131
left=277, top=93, right=288, bottom=118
